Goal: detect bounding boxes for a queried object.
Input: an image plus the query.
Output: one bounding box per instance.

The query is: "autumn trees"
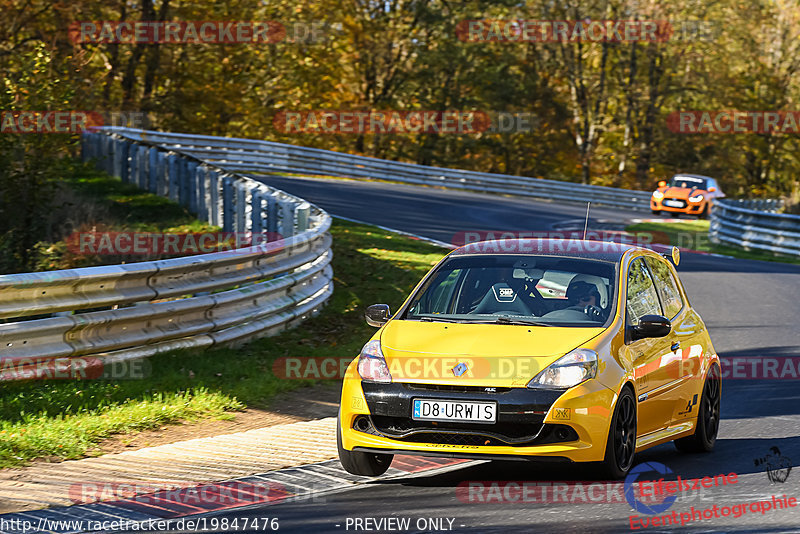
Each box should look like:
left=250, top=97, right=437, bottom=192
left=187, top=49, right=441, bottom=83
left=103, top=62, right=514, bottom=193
left=3, top=0, right=800, bottom=269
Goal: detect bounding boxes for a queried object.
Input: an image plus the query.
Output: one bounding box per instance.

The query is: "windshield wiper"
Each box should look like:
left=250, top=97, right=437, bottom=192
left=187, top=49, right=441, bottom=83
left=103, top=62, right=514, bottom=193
left=494, top=316, right=554, bottom=327
left=416, top=316, right=463, bottom=323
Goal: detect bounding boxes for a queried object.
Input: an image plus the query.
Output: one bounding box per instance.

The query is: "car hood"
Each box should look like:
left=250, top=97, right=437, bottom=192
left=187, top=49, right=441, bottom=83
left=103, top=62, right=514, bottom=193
left=379, top=320, right=605, bottom=387
left=656, top=187, right=708, bottom=199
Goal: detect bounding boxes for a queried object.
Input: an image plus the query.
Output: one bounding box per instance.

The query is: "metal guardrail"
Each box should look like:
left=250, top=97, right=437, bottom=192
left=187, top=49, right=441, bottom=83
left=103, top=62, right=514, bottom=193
left=0, top=131, right=333, bottom=380
left=102, top=127, right=653, bottom=209
left=728, top=198, right=785, bottom=213
left=710, top=198, right=800, bottom=256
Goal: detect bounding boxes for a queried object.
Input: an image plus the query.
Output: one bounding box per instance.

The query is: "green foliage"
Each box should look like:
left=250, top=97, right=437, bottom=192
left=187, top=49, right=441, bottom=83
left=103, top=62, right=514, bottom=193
left=4, top=0, right=800, bottom=262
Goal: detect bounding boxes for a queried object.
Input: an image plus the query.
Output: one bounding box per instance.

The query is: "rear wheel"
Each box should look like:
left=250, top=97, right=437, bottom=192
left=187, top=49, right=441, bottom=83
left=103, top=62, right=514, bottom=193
left=596, top=387, right=637, bottom=479
left=337, top=413, right=393, bottom=476
left=674, top=364, right=721, bottom=453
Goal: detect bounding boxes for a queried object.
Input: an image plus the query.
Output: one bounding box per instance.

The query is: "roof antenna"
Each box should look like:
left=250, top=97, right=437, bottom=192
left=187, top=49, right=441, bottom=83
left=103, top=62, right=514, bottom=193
left=583, top=201, right=591, bottom=240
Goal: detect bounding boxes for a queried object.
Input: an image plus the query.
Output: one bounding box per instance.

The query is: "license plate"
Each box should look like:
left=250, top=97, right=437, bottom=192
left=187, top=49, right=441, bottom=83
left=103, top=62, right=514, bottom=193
left=664, top=200, right=683, bottom=207
left=412, top=399, right=496, bottom=423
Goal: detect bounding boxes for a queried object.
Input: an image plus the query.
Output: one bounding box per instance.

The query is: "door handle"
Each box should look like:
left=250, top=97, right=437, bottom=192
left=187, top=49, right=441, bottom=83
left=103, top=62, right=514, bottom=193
left=671, top=342, right=680, bottom=351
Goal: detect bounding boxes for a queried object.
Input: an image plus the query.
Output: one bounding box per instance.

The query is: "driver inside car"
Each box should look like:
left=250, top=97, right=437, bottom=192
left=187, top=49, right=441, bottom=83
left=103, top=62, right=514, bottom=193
left=565, top=280, right=605, bottom=320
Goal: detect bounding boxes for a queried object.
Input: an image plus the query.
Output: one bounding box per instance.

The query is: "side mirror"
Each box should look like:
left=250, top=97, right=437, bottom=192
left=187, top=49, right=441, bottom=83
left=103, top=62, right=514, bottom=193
left=658, top=180, right=667, bottom=187
left=632, top=314, right=671, bottom=341
left=365, top=304, right=391, bottom=327
left=708, top=186, right=717, bottom=192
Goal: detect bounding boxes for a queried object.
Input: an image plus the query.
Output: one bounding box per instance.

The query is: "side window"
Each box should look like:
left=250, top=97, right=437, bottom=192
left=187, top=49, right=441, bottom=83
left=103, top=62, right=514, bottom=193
left=626, top=258, right=662, bottom=326
left=645, top=256, right=684, bottom=320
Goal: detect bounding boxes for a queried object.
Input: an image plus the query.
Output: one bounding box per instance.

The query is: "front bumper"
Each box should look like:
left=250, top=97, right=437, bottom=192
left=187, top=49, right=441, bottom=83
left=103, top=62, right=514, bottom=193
left=340, top=372, right=617, bottom=463
left=652, top=197, right=706, bottom=214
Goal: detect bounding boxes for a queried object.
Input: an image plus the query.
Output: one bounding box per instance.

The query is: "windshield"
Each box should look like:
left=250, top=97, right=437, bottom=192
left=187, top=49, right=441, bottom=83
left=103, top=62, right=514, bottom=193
left=668, top=175, right=708, bottom=189
left=403, top=255, right=617, bottom=327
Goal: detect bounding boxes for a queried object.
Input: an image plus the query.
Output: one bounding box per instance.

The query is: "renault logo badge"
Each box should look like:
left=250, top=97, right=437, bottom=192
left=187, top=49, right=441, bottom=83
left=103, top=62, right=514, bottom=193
left=452, top=362, right=469, bottom=377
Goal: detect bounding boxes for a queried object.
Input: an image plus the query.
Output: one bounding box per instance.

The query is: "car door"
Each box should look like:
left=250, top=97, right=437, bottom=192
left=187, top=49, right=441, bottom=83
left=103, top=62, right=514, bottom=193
left=645, top=255, right=708, bottom=424
left=623, top=257, right=676, bottom=436
left=643, top=255, right=704, bottom=424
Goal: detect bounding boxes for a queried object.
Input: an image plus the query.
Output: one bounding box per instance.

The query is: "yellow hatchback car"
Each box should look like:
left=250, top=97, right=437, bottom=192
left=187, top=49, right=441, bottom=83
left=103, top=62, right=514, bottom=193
left=337, top=239, right=721, bottom=478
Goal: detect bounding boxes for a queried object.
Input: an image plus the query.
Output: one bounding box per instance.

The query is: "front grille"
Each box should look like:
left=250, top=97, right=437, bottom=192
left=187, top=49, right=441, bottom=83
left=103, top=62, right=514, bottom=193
left=356, top=415, right=577, bottom=447
left=370, top=414, right=544, bottom=444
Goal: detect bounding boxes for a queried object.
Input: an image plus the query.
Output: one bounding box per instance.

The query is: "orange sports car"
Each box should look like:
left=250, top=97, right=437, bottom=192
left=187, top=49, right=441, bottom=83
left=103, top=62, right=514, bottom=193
left=650, top=174, right=724, bottom=218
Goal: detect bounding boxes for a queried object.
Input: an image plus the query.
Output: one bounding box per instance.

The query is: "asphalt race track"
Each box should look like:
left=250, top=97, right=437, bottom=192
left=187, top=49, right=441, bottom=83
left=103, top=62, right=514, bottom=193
left=217, top=176, right=800, bottom=532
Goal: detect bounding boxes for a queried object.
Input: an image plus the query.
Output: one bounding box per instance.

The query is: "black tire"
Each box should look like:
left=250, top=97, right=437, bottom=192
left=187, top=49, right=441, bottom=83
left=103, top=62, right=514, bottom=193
left=596, top=386, right=637, bottom=479
left=337, top=413, right=393, bottom=476
left=651, top=210, right=661, bottom=216
left=674, top=364, right=721, bottom=453
left=698, top=204, right=709, bottom=219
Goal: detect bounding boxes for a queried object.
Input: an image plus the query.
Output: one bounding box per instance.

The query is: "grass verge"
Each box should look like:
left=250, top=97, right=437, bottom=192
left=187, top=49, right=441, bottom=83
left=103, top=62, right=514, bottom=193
left=626, top=220, right=800, bottom=265
left=0, top=219, right=448, bottom=468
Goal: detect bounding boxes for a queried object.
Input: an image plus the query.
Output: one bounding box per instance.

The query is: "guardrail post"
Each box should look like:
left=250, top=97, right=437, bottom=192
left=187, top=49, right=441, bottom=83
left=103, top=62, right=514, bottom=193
left=295, top=202, right=310, bottom=233
left=112, top=138, right=123, bottom=178
left=708, top=208, right=721, bottom=245
left=108, top=135, right=117, bottom=175
left=138, top=144, right=148, bottom=189
left=185, top=161, right=197, bottom=211
left=95, top=133, right=103, bottom=165
left=196, top=166, right=207, bottom=220
left=166, top=153, right=178, bottom=200
left=222, top=175, right=234, bottom=232
left=235, top=182, right=247, bottom=233
left=266, top=193, right=278, bottom=234
left=172, top=156, right=184, bottom=203
left=251, top=190, right=264, bottom=234
left=156, top=151, right=168, bottom=196
left=208, top=170, right=220, bottom=227
left=129, top=143, right=139, bottom=183
left=100, top=134, right=107, bottom=172
left=81, top=133, right=90, bottom=162
left=119, top=140, right=130, bottom=183
left=278, top=200, right=296, bottom=238
left=96, top=134, right=106, bottom=171
left=148, top=148, right=159, bottom=193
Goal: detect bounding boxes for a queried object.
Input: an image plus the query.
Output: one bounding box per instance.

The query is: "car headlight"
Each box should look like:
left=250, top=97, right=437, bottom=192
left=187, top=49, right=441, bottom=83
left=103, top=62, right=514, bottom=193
left=357, top=340, right=392, bottom=383
left=652, top=191, right=664, bottom=200
left=527, top=348, right=597, bottom=389
left=688, top=194, right=704, bottom=202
